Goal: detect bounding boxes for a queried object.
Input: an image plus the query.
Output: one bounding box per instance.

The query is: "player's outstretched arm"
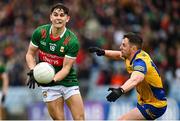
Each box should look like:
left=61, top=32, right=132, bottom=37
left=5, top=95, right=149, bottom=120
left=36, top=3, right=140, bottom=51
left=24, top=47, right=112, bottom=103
left=104, top=50, right=123, bottom=60
left=88, top=47, right=122, bottom=60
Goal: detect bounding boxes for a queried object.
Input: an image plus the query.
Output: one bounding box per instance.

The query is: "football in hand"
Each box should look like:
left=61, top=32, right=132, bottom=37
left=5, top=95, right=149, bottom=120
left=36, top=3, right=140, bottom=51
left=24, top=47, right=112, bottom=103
left=33, top=62, right=55, bottom=84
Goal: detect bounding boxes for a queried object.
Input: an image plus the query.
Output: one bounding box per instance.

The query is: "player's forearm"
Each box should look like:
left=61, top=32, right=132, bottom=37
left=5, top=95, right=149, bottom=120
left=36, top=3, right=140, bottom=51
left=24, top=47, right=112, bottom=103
left=26, top=53, right=36, bottom=69
left=104, top=50, right=122, bottom=60
left=121, top=72, right=144, bottom=93
left=26, top=44, right=38, bottom=70
left=54, top=57, right=75, bottom=82
left=53, top=67, right=70, bottom=82
left=121, top=78, right=138, bottom=93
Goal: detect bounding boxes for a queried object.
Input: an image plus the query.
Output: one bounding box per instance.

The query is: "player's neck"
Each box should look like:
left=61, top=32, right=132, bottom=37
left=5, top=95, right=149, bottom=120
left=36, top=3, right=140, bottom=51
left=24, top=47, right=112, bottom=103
left=129, top=49, right=140, bottom=62
left=128, top=50, right=136, bottom=61
left=51, top=26, right=65, bottom=38
left=128, top=54, right=134, bottom=62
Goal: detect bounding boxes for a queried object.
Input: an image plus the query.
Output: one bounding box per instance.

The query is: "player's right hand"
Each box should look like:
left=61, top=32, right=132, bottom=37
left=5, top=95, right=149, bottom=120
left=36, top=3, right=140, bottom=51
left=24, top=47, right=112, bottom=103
left=27, top=69, right=39, bottom=89
left=88, top=47, right=105, bottom=56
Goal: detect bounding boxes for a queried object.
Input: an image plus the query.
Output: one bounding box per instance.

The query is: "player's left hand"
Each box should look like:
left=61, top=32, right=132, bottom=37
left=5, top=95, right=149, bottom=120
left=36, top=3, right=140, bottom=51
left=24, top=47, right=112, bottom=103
left=106, top=87, right=124, bottom=102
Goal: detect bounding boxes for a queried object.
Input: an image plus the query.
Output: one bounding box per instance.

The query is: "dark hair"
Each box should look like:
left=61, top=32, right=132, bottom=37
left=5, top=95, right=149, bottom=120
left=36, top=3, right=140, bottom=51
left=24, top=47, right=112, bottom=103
left=123, top=32, right=143, bottom=49
left=50, top=3, right=69, bottom=15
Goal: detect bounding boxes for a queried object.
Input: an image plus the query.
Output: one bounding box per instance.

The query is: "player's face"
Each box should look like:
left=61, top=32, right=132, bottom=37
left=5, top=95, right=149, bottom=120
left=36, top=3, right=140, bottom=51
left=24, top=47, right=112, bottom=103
left=50, top=8, right=70, bottom=29
left=119, top=38, right=132, bottom=59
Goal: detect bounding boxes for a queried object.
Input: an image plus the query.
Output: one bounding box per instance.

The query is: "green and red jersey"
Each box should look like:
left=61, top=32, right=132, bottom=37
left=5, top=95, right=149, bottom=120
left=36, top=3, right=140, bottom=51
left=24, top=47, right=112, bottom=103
left=31, top=24, right=80, bottom=87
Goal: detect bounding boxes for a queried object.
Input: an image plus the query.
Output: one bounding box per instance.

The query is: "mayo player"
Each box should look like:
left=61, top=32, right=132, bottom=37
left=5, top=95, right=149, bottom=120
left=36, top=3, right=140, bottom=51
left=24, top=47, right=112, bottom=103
left=26, top=3, right=84, bottom=120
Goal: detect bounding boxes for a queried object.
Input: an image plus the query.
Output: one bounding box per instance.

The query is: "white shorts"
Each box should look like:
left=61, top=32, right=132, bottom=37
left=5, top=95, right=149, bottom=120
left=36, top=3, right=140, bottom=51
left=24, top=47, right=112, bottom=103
left=41, top=85, right=80, bottom=102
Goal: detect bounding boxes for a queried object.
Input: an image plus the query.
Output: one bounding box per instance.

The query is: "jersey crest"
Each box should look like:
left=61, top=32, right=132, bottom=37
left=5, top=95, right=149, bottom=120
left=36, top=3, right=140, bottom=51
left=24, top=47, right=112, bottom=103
left=60, top=36, right=70, bottom=53
left=60, top=46, right=65, bottom=52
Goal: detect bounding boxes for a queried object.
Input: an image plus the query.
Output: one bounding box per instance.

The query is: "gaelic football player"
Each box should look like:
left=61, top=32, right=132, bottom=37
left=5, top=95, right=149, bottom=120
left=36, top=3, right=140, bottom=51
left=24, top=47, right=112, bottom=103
left=89, top=32, right=167, bottom=120
left=26, top=3, right=84, bottom=120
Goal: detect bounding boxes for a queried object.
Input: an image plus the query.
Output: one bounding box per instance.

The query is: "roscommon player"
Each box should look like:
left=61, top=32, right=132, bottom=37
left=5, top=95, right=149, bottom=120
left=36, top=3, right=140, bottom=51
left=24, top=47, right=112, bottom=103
left=26, top=3, right=84, bottom=120
left=89, top=32, right=167, bottom=120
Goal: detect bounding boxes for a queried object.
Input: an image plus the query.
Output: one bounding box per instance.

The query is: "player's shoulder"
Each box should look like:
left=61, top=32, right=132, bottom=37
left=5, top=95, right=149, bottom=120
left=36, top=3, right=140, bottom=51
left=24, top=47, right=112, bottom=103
left=66, top=29, right=78, bottom=38
left=65, top=29, right=79, bottom=43
left=137, top=50, right=150, bottom=58
left=136, top=50, right=152, bottom=64
left=35, top=24, right=51, bottom=31
left=32, top=24, right=51, bottom=36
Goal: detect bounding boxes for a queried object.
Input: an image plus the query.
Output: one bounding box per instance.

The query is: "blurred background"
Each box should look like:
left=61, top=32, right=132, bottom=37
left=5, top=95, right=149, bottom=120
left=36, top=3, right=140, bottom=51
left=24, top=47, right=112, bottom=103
left=0, top=0, right=179, bottom=120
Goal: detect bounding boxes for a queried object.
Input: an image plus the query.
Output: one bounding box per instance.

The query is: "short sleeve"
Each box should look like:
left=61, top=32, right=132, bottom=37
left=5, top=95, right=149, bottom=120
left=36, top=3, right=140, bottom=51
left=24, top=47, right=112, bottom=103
left=31, top=27, right=41, bottom=47
left=66, top=38, right=80, bottom=58
left=133, top=59, right=147, bottom=74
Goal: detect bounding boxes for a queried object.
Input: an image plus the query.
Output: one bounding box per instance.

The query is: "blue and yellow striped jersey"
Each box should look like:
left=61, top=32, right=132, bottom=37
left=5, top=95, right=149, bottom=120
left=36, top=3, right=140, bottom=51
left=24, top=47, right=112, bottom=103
left=125, top=50, right=167, bottom=108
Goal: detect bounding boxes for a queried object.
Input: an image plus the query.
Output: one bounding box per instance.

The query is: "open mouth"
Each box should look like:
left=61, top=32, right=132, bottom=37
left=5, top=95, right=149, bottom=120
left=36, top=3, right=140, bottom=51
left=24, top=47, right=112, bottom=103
left=56, top=22, right=62, bottom=24
left=55, top=20, right=63, bottom=24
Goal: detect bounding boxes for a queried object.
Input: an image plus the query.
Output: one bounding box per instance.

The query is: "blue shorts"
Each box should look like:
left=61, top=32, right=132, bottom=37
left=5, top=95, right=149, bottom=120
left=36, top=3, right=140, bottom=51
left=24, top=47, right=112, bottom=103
left=137, top=103, right=167, bottom=120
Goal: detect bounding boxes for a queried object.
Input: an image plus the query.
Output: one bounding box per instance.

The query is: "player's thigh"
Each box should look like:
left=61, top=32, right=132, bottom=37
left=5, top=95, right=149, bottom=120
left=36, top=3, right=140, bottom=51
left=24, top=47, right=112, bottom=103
left=66, top=94, right=84, bottom=117
left=118, top=107, right=145, bottom=120
left=46, top=97, right=65, bottom=119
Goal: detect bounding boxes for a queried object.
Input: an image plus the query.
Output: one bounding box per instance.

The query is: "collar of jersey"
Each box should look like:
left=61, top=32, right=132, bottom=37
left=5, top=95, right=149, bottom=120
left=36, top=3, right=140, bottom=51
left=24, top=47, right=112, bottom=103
left=49, top=25, right=67, bottom=41
left=130, top=49, right=141, bottom=65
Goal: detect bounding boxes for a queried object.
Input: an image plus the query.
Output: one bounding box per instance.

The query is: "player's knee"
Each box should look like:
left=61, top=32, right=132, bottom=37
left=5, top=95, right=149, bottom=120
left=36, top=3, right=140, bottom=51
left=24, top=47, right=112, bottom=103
left=73, top=113, right=85, bottom=120
left=50, top=113, right=65, bottom=120
left=51, top=116, right=65, bottom=120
